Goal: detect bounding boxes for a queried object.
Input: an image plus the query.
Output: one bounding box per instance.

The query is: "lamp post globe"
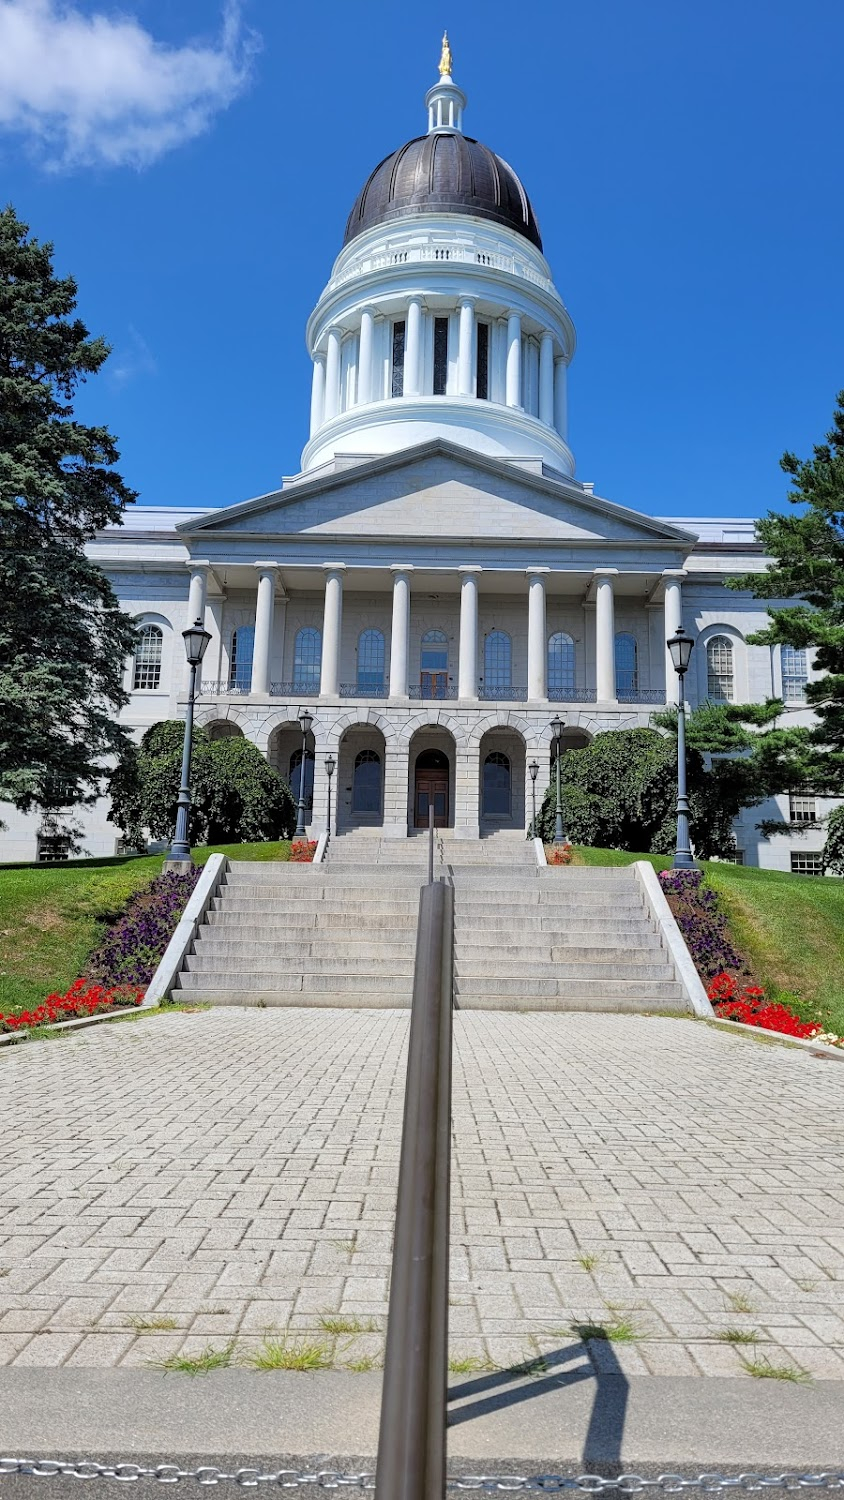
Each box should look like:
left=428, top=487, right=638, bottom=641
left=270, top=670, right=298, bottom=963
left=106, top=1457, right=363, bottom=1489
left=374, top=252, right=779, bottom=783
left=324, top=754, right=336, bottom=839
left=294, top=708, right=314, bottom=839
left=549, top=716, right=567, bottom=845
left=528, top=759, right=539, bottom=839
left=667, top=627, right=697, bottom=870
left=165, top=617, right=212, bottom=868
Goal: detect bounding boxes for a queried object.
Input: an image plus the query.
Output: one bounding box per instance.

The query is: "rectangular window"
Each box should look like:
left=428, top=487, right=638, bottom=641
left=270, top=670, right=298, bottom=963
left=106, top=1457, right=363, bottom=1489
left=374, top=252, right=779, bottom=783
left=476, top=322, right=489, bottom=400
left=37, top=835, right=71, bottom=863
left=782, top=645, right=808, bottom=703
left=433, top=317, right=449, bottom=395
left=790, top=852, right=823, bottom=876
left=720, top=851, right=745, bottom=865
left=391, top=320, right=406, bottom=398
left=789, top=793, right=817, bottom=823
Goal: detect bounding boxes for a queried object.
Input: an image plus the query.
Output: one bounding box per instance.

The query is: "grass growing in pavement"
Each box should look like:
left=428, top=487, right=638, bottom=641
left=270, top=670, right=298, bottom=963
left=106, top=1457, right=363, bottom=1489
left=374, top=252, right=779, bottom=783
left=0, top=841, right=291, bottom=1013
left=739, top=1356, right=811, bottom=1383
left=154, top=1339, right=237, bottom=1375
left=569, top=1318, right=640, bottom=1343
left=318, top=1314, right=379, bottom=1335
left=245, top=1337, right=333, bottom=1371
left=718, top=1327, right=762, bottom=1344
left=126, top=1314, right=179, bottom=1332
left=724, top=1291, right=756, bottom=1315
left=448, top=1354, right=497, bottom=1375
left=576, top=1251, right=601, bottom=1271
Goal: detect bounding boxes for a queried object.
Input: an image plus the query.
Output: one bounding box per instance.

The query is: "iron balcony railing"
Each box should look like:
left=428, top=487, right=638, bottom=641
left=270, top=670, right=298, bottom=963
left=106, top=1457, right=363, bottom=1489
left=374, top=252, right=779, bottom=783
left=340, top=683, right=390, bottom=699
left=548, top=688, right=598, bottom=703
left=408, top=684, right=459, bottom=700
left=478, top=686, right=527, bottom=701
left=617, top=688, right=667, bottom=704
left=198, top=680, right=251, bottom=696
left=269, top=682, right=320, bottom=697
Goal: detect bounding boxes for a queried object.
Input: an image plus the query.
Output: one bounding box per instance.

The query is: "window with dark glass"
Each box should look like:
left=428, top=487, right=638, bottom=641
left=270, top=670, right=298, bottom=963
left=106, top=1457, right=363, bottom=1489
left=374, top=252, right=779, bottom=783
left=289, top=748, right=315, bottom=823
left=357, top=629, right=385, bottom=692
left=483, top=630, right=511, bottom=693
left=229, top=626, right=255, bottom=690
left=133, top=624, right=163, bottom=690
left=476, top=322, right=489, bottom=400
left=615, top=633, right=638, bottom=697
left=352, top=749, right=382, bottom=814
left=293, top=628, right=322, bottom=690
left=433, top=317, right=449, bottom=395
left=483, top=751, right=511, bottom=817
left=548, top=632, right=575, bottom=697
left=391, top=320, right=406, bottom=397
left=420, top=629, right=449, bottom=698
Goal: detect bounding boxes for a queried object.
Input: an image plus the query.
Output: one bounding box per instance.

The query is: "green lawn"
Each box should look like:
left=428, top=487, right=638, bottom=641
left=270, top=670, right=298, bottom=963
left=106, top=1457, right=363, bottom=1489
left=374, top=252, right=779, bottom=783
left=570, top=845, right=844, bottom=1033
left=0, top=842, right=292, bottom=1013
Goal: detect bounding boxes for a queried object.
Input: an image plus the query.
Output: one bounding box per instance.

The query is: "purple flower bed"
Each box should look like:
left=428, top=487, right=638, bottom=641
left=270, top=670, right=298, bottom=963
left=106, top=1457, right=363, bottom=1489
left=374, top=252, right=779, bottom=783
left=658, top=869, right=747, bottom=982
left=85, top=869, right=201, bottom=989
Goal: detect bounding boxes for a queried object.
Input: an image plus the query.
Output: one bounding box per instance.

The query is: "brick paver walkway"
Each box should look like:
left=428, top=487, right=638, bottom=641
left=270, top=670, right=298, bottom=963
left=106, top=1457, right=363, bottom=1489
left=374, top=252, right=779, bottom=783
left=1, top=1009, right=842, bottom=1377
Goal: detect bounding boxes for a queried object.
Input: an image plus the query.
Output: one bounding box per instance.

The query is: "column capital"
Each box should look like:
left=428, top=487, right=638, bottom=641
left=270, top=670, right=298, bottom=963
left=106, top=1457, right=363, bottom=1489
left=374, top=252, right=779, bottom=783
left=185, top=559, right=211, bottom=571
left=525, top=566, right=550, bottom=579
left=253, top=560, right=280, bottom=573
left=458, top=294, right=477, bottom=308
left=321, top=562, right=348, bottom=575
left=360, top=304, right=377, bottom=318
left=390, top=563, right=415, bottom=576
left=458, top=565, right=483, bottom=576
left=661, top=568, right=688, bottom=580
left=592, top=568, right=619, bottom=579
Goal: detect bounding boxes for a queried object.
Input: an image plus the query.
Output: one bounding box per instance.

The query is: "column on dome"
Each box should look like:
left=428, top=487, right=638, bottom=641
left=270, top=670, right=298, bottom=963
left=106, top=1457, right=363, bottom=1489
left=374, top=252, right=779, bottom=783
left=405, top=297, right=423, bottom=397
left=539, top=333, right=555, bottom=427
left=458, top=566, right=481, bottom=700
left=389, top=565, right=413, bottom=698
left=594, top=569, right=618, bottom=702
left=554, top=357, right=567, bottom=438
left=309, top=356, right=326, bottom=436
left=251, top=562, right=279, bottom=696
left=526, top=568, right=549, bottom=702
left=662, top=570, right=686, bottom=702
left=320, top=563, right=346, bottom=698
left=184, top=562, right=209, bottom=692
left=506, top=312, right=522, bottom=407
left=457, top=298, right=475, bottom=397
left=358, top=307, right=375, bottom=406
left=324, top=328, right=342, bottom=422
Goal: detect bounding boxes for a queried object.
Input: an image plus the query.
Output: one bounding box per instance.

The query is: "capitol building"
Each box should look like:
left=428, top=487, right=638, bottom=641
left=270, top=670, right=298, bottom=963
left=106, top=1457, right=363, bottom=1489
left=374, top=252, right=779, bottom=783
left=2, top=42, right=835, bottom=869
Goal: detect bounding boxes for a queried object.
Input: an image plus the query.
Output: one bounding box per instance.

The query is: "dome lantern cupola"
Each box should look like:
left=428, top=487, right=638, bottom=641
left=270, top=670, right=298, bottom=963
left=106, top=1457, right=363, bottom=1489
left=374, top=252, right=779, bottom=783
left=424, top=31, right=466, bottom=133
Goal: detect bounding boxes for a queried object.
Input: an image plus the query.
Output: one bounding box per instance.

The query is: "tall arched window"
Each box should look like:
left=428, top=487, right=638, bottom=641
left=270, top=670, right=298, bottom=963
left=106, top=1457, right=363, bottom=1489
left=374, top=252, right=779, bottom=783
left=357, top=629, right=385, bottom=692
left=706, top=636, right=734, bottom=701
left=484, top=630, right=512, bottom=693
left=548, top=632, right=575, bottom=697
left=133, top=624, right=163, bottom=690
left=420, top=629, right=448, bottom=698
left=229, top=626, right=254, bottom=690
left=781, top=645, right=808, bottom=703
left=294, top=627, right=322, bottom=691
left=289, top=748, right=315, bottom=821
left=483, top=751, right=511, bottom=817
left=352, top=749, right=382, bottom=814
left=615, top=632, right=638, bottom=696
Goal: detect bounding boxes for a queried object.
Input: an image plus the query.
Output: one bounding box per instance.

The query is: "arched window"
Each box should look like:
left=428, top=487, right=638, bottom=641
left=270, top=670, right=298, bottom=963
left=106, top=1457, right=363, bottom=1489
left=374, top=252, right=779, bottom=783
left=484, top=630, right=511, bottom=693
left=229, top=626, right=254, bottom=690
left=615, top=632, right=638, bottom=697
left=483, top=751, right=511, bottom=817
left=420, top=629, right=448, bottom=698
left=357, top=629, right=385, bottom=692
left=294, top=628, right=322, bottom=691
left=207, top=722, right=244, bottom=742
left=707, top=636, right=734, bottom=701
left=548, top=632, right=575, bottom=697
left=352, top=749, right=382, bottom=814
left=781, top=645, right=808, bottom=703
left=289, top=748, right=315, bottom=821
left=133, top=625, right=163, bottom=690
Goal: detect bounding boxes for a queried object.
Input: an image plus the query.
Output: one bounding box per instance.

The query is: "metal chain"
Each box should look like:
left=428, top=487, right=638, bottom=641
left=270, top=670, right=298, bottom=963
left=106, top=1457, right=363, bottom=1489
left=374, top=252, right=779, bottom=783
left=1, top=1462, right=843, bottom=1491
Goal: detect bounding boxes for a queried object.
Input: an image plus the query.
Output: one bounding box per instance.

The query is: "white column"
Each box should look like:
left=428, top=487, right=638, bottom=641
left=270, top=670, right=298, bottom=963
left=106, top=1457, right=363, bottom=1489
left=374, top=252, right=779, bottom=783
left=320, top=563, right=346, bottom=698
left=358, top=307, right=374, bottom=406
left=184, top=562, right=208, bottom=691
left=389, top=565, right=413, bottom=698
left=457, top=297, right=475, bottom=397
left=506, top=312, right=522, bottom=407
left=539, top=333, right=555, bottom=427
left=309, top=356, right=325, bottom=436
left=405, top=296, right=423, bottom=397
left=324, top=327, right=342, bottom=421
left=458, top=566, right=481, bottom=701
left=251, top=562, right=278, bottom=696
left=594, top=568, right=618, bottom=702
left=662, top=570, right=686, bottom=702
left=554, top=357, right=567, bottom=437
left=526, top=568, right=549, bottom=701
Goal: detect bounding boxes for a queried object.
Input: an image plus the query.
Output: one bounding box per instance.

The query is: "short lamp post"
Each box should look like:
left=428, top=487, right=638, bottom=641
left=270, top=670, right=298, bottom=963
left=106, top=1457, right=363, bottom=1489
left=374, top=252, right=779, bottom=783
left=166, top=617, right=212, bottom=867
left=325, top=754, right=336, bottom=839
left=528, top=760, right=539, bottom=839
left=550, top=715, right=567, bottom=844
left=294, top=708, right=314, bottom=839
left=667, top=626, right=697, bottom=870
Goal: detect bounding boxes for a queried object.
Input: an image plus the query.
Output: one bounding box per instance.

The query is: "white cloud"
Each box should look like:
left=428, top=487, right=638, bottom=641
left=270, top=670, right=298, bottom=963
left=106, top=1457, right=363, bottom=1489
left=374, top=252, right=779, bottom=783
left=108, top=325, right=157, bottom=387
left=0, top=0, right=259, bottom=169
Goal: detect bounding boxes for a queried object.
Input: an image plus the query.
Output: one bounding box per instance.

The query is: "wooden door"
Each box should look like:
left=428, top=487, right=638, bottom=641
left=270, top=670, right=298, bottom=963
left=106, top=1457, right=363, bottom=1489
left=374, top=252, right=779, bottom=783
left=414, top=769, right=449, bottom=828
left=420, top=671, right=449, bottom=699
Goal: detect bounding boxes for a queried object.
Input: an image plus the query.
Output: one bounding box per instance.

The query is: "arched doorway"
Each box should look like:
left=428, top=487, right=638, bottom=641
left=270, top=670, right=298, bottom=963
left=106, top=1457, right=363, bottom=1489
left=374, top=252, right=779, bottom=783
left=414, top=749, right=449, bottom=828
left=206, top=721, right=244, bottom=742
left=269, top=721, right=316, bottom=827
left=337, top=725, right=387, bottom=831
left=478, top=728, right=526, bottom=829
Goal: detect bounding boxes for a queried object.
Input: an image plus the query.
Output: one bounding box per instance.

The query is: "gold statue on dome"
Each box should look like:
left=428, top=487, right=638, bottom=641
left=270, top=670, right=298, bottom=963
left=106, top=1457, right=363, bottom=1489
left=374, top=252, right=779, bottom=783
left=438, top=31, right=453, bottom=76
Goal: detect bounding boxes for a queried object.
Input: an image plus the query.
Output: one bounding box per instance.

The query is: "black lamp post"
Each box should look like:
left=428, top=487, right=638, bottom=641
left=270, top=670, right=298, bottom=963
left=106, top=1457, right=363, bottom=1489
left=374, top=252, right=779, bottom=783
left=294, top=708, right=314, bottom=838
left=550, top=715, right=567, bottom=844
left=667, top=626, right=697, bottom=870
left=325, top=754, right=336, bottom=838
left=166, top=617, right=212, bottom=867
left=528, top=760, right=539, bottom=838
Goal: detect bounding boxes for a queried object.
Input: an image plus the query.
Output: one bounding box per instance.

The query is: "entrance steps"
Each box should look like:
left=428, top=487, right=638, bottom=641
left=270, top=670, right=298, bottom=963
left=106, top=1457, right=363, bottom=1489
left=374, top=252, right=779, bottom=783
left=170, top=848, right=689, bottom=1013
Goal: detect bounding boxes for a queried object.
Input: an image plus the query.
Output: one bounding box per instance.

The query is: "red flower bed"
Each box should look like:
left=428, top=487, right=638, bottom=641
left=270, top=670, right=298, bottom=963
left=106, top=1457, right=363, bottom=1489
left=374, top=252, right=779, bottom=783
left=706, top=972, right=822, bottom=1039
left=290, top=840, right=318, bottom=863
left=1, top=978, right=144, bottom=1035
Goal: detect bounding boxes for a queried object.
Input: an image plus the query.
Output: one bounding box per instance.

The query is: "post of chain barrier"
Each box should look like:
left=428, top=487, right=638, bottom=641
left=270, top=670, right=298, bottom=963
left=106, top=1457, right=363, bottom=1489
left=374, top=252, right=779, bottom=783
left=374, top=874, right=454, bottom=1500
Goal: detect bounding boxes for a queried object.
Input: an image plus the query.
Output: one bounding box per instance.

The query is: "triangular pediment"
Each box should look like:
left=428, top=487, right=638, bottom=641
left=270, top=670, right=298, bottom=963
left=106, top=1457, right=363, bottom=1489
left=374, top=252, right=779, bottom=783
left=179, top=440, right=697, bottom=546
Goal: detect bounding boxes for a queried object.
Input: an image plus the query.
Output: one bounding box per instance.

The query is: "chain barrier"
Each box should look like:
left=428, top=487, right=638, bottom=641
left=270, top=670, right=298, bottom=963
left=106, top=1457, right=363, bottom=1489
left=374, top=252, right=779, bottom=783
left=1, top=1463, right=844, bottom=1491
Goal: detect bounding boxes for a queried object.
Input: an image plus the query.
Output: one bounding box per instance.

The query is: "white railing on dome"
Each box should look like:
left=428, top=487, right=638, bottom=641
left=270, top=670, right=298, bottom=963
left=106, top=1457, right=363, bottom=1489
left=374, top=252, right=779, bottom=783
left=330, top=239, right=554, bottom=294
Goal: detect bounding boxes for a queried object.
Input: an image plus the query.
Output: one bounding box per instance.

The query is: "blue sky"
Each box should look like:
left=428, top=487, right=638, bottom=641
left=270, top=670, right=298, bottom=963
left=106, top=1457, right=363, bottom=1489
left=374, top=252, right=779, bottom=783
left=3, top=0, right=842, bottom=519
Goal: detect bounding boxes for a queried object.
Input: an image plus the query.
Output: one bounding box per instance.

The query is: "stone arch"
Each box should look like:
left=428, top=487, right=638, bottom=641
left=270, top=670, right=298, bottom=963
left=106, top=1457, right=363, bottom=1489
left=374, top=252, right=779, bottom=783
left=196, top=705, right=250, bottom=734
left=478, top=724, right=527, bottom=831
left=337, top=723, right=388, bottom=831
left=468, top=710, right=533, bottom=746
left=398, top=711, right=468, bottom=748
left=268, top=719, right=317, bottom=829
left=206, top=720, right=245, bottom=742
left=407, top=723, right=458, bottom=830
left=330, top=709, right=398, bottom=744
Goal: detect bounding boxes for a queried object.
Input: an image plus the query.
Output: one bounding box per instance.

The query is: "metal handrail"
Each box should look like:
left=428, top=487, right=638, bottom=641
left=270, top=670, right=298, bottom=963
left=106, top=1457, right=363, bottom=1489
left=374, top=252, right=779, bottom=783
left=375, top=848, right=454, bottom=1500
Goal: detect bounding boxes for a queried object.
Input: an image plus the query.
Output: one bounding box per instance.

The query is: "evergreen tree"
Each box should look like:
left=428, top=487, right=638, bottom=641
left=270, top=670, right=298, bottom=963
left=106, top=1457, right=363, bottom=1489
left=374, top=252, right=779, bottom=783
left=729, top=392, right=844, bottom=792
left=0, top=206, right=137, bottom=818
